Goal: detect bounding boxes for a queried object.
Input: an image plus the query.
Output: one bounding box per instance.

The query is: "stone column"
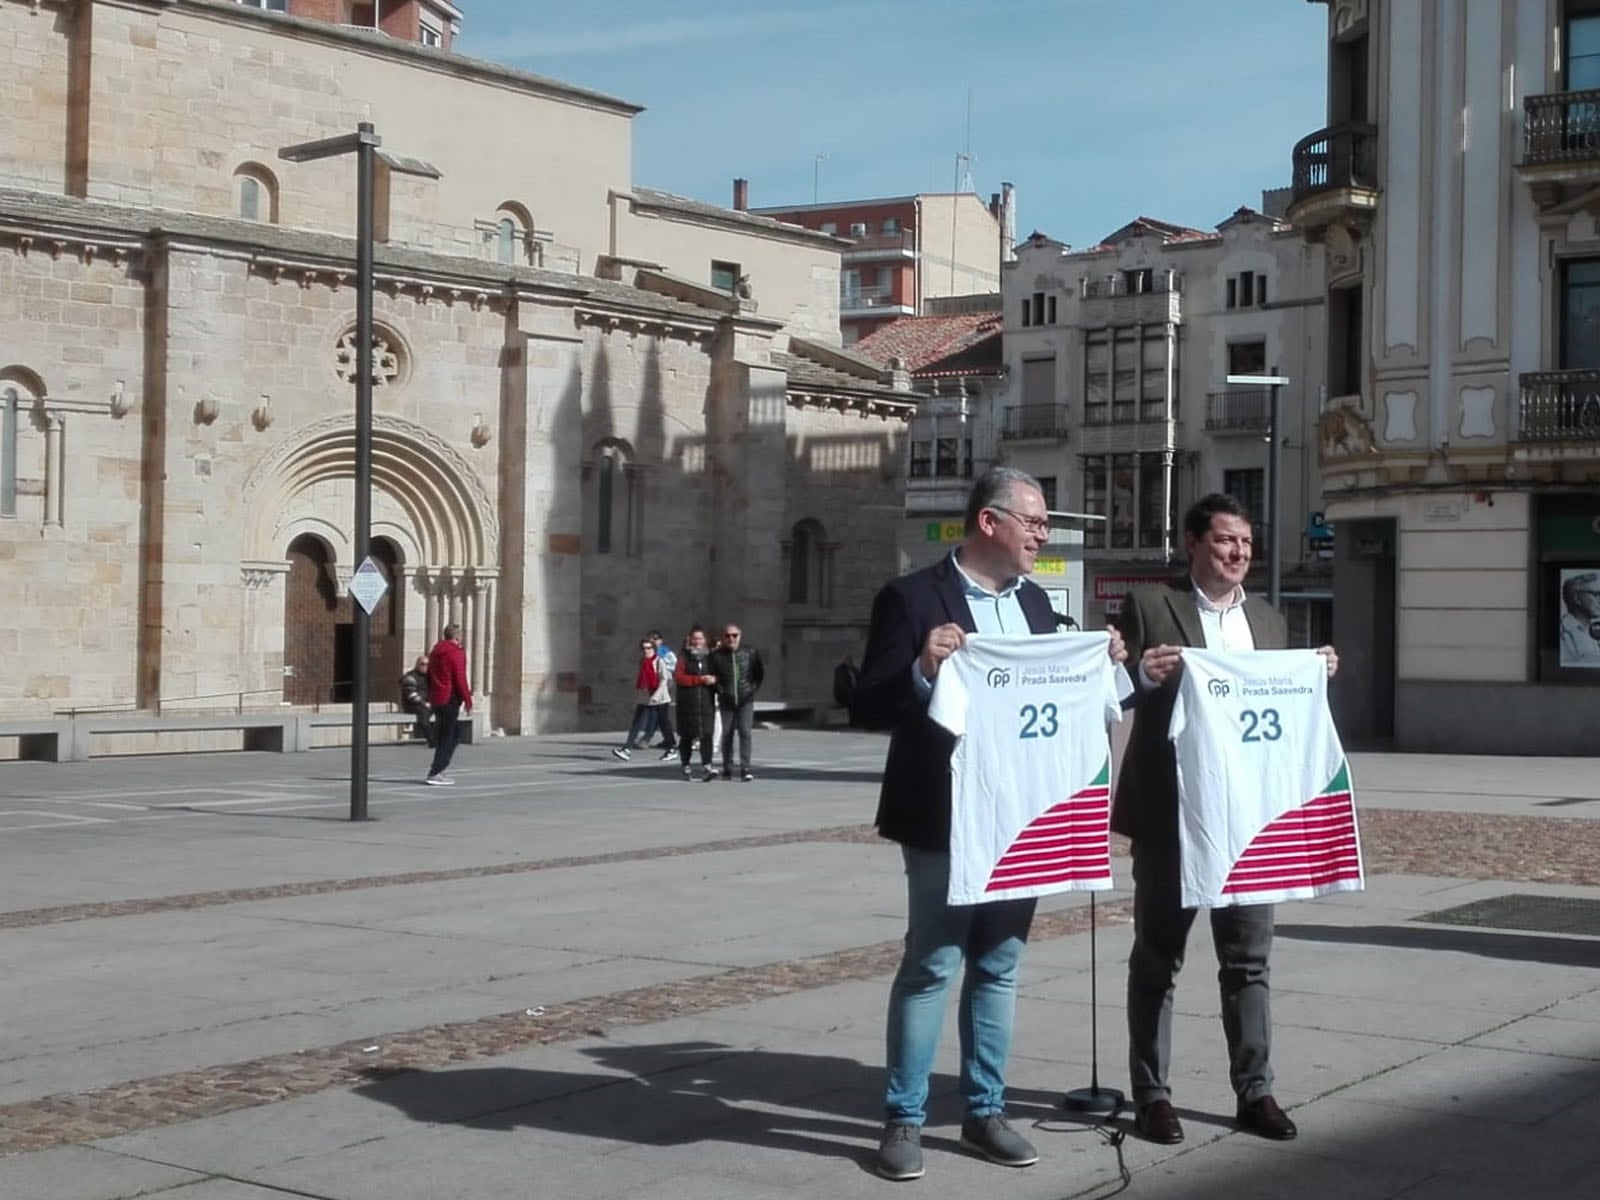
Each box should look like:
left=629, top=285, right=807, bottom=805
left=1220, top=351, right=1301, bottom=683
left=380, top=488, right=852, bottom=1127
left=423, top=570, right=441, bottom=646
left=44, top=413, right=64, bottom=526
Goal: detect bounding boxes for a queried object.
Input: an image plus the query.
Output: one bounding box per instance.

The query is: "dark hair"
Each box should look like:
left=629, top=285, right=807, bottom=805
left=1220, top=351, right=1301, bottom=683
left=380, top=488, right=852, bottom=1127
left=647, top=629, right=662, bottom=640
left=1183, top=493, right=1252, bottom=542
left=963, top=466, right=1043, bottom=535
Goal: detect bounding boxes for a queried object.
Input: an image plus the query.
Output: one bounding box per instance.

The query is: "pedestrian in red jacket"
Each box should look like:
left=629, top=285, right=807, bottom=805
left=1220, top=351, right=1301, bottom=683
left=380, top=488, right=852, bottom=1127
left=424, top=625, right=473, bottom=785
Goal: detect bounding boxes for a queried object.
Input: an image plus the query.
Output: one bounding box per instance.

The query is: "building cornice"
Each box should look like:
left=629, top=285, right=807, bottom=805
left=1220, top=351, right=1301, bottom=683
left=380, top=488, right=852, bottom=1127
left=93, top=0, right=644, bottom=118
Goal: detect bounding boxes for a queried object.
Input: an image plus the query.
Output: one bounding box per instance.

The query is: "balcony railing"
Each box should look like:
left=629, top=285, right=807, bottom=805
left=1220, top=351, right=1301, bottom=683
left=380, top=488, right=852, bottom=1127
left=1523, top=90, right=1600, bottom=166
left=1000, top=404, right=1071, bottom=440
left=842, top=229, right=916, bottom=255
left=840, top=283, right=905, bottom=310
left=1290, top=122, right=1379, bottom=203
left=1517, top=370, right=1600, bottom=442
left=1205, top=388, right=1271, bottom=434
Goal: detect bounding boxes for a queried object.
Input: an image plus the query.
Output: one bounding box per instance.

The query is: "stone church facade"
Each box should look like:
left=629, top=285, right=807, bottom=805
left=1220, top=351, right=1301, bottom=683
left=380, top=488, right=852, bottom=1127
left=0, top=0, right=913, bottom=734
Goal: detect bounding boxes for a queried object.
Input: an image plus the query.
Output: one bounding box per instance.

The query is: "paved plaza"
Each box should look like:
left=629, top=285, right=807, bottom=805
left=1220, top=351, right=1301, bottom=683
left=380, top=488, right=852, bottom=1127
left=0, top=729, right=1597, bottom=1199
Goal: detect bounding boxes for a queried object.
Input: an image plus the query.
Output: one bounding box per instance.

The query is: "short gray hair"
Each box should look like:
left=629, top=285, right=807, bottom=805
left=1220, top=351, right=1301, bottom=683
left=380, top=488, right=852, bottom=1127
left=963, top=466, right=1043, bottom=535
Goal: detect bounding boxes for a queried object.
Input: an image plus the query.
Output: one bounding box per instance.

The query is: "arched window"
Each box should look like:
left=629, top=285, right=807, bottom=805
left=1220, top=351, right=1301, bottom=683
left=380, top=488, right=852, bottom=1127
left=234, top=163, right=279, bottom=224
left=788, top=518, right=828, bottom=606
left=0, top=368, right=44, bottom=521
left=489, top=202, right=536, bottom=265
left=597, top=453, right=616, bottom=554
left=591, top=440, right=638, bottom=556
left=1, top=382, right=20, bottom=519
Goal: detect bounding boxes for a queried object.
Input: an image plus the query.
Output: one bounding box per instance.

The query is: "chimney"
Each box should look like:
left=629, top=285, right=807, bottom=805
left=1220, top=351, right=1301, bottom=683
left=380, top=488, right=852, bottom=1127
left=1000, top=182, right=1018, bottom=264
left=733, top=178, right=749, bottom=212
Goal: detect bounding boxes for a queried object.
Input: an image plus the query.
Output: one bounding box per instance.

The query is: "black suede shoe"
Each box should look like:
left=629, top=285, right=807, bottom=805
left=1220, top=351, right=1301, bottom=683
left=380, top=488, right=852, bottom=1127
left=1236, top=1095, right=1297, bottom=1140
left=1134, top=1099, right=1184, bottom=1144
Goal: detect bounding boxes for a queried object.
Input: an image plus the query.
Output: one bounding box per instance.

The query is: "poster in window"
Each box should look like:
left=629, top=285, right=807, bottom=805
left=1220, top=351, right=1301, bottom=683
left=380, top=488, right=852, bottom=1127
left=1558, top=568, right=1600, bottom=668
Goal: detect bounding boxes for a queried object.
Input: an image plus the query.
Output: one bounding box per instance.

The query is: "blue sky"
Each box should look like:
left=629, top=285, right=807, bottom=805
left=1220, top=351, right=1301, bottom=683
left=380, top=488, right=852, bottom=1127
left=456, top=1, right=1329, bottom=250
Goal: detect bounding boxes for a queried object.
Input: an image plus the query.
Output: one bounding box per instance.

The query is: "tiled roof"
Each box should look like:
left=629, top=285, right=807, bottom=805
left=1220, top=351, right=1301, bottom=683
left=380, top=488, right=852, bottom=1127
left=852, top=312, right=1002, bottom=377
left=1101, top=215, right=1211, bottom=245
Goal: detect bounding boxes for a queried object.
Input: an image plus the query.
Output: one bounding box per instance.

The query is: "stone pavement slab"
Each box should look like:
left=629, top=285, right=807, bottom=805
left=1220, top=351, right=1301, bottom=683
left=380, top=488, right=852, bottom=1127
left=0, top=732, right=1596, bottom=1198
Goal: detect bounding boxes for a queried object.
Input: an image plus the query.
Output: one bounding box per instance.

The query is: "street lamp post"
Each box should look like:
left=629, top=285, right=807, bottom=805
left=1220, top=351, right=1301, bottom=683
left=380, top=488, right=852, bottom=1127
left=281, top=122, right=382, bottom=822
left=1225, top=373, right=1291, bottom=609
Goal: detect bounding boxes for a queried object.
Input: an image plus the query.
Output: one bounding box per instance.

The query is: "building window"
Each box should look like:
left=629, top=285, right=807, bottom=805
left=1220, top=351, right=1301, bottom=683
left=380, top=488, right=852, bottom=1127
left=1021, top=357, right=1055, bottom=408
left=849, top=222, right=868, bottom=238
left=882, top=217, right=901, bottom=236
left=1028, top=291, right=1049, bottom=326
left=788, top=518, right=829, bottom=606
left=1082, top=452, right=1178, bottom=552
left=1020, top=298, right=1031, bottom=327
left=711, top=260, right=741, bottom=292
left=1085, top=326, right=1174, bottom=425
left=819, top=221, right=837, bottom=235
left=1124, top=268, right=1153, bottom=294
left=237, top=0, right=288, bottom=11
left=1223, top=467, right=1266, bottom=544
left=1037, top=475, right=1058, bottom=510
left=234, top=164, right=278, bottom=223
left=419, top=21, right=442, bottom=47
left=1561, top=258, right=1600, bottom=369
left=1, top=385, right=18, bottom=519
left=1227, top=271, right=1268, bottom=309
left=908, top=440, right=932, bottom=478
left=1536, top=493, right=1600, bottom=681
left=592, top=442, right=641, bottom=556
left=1567, top=3, right=1600, bottom=91
left=1228, top=340, right=1268, bottom=377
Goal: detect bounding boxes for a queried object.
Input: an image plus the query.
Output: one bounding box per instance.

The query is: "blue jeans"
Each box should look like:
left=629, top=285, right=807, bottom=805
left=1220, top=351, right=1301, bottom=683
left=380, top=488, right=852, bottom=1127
left=883, top=846, right=1037, bottom=1125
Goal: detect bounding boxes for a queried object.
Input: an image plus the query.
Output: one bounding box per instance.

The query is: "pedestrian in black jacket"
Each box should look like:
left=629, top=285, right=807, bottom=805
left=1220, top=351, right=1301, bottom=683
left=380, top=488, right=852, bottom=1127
left=398, top=656, right=434, bottom=746
left=708, top=623, right=764, bottom=781
left=674, top=627, right=719, bottom=781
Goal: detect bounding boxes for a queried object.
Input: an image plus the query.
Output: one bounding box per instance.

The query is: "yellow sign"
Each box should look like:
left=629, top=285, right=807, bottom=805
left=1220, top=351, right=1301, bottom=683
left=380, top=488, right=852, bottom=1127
left=1031, top=556, right=1067, bottom=577
left=924, top=520, right=964, bottom=543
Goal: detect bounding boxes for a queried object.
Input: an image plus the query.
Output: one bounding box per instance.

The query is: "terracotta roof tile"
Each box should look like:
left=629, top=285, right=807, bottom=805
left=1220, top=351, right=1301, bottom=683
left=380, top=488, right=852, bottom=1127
left=851, top=312, right=1003, bottom=376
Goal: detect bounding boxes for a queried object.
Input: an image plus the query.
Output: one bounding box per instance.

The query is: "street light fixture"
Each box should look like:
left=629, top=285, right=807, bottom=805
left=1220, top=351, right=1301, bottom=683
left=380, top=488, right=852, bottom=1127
left=1225, top=373, right=1291, bottom=609
left=280, top=122, right=381, bottom=822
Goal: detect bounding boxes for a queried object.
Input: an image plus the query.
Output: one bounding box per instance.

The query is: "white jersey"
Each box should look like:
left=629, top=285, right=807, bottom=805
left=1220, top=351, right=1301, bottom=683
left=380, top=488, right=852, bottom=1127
left=1170, top=648, right=1363, bottom=908
left=930, top=633, right=1132, bottom=905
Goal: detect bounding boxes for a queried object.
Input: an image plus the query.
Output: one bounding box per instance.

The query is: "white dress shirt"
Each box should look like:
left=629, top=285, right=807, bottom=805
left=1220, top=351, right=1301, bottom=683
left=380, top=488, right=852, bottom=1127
left=1139, top=579, right=1255, bottom=689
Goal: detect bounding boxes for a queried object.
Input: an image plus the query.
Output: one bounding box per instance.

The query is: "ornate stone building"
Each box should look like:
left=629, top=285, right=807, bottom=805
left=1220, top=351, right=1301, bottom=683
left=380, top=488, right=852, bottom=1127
left=0, top=0, right=912, bottom=735
left=1291, top=0, right=1600, bottom=752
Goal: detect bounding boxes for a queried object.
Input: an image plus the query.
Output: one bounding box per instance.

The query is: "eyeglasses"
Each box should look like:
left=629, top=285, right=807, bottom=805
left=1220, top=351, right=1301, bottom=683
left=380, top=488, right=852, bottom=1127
left=988, top=506, right=1050, bottom=536
left=723, top=632, right=741, bottom=639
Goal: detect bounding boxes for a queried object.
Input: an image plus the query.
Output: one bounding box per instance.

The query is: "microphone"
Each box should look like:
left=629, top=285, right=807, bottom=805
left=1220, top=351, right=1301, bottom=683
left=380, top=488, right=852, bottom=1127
left=1054, top=612, right=1079, bottom=630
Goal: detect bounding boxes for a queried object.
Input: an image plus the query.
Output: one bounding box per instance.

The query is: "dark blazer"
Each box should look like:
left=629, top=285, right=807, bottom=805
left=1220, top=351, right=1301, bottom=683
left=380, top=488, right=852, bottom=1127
left=854, top=554, right=1058, bottom=851
left=1111, top=579, right=1288, bottom=847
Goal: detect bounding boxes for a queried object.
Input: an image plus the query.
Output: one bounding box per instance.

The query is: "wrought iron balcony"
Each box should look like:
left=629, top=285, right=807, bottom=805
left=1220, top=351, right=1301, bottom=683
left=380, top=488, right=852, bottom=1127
left=1289, top=123, right=1379, bottom=204
left=1205, top=388, right=1271, bottom=435
left=1523, top=90, right=1600, bottom=166
left=1517, top=370, right=1600, bottom=442
left=1000, top=404, right=1070, bottom=440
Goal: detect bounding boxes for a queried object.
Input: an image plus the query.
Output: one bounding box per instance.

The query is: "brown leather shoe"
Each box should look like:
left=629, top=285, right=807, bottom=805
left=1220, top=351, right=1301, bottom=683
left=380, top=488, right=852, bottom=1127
left=1236, top=1095, right=1297, bottom=1140
left=1134, top=1099, right=1184, bottom=1144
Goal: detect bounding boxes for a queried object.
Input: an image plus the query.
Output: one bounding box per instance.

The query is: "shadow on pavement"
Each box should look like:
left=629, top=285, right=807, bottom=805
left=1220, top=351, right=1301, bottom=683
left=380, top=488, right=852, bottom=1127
left=353, top=1040, right=1080, bottom=1174
left=566, top=765, right=886, bottom=785
left=1278, top=923, right=1600, bottom=969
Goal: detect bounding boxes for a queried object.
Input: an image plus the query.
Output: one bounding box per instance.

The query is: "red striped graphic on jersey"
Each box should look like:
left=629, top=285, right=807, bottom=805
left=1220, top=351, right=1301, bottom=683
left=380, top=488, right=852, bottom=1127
left=985, top=762, right=1113, bottom=894
left=1219, top=766, right=1362, bottom=901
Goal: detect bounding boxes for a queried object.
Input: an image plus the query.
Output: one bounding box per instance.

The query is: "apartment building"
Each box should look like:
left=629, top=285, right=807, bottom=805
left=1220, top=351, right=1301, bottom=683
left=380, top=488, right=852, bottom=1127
left=752, top=189, right=1011, bottom=344
left=1288, top=0, right=1600, bottom=752
left=236, top=0, right=460, bottom=48
left=1001, top=212, right=1330, bottom=639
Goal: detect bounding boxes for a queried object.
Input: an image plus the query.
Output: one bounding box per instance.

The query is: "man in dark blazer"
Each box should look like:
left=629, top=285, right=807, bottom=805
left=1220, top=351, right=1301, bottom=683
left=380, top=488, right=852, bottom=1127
left=1113, top=493, right=1337, bottom=1146
left=854, top=466, right=1126, bottom=1181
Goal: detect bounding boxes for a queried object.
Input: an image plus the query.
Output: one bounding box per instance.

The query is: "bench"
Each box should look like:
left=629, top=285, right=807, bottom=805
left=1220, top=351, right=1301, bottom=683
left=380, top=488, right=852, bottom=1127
left=0, top=708, right=476, bottom=763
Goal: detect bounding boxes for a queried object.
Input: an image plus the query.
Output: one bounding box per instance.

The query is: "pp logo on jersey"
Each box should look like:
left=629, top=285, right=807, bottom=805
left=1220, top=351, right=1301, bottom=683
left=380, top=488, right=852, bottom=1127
left=1208, top=679, right=1232, bottom=698
left=986, top=667, right=1013, bottom=688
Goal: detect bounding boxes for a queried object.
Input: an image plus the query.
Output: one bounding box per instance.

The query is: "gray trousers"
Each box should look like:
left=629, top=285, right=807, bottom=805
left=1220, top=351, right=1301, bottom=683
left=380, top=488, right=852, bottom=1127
left=1126, top=840, right=1275, bottom=1106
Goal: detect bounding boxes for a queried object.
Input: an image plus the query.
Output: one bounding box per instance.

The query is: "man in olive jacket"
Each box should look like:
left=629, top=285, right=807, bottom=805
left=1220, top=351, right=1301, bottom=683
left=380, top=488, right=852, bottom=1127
left=1114, top=493, right=1336, bottom=1147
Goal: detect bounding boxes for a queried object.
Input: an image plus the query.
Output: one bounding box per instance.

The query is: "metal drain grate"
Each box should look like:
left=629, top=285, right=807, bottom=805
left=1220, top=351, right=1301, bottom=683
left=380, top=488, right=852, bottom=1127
left=1413, top=894, right=1600, bottom=937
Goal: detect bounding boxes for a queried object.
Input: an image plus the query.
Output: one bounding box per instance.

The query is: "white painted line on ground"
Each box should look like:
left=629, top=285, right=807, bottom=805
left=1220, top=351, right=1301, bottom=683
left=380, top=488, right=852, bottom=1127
left=0, top=811, right=114, bottom=829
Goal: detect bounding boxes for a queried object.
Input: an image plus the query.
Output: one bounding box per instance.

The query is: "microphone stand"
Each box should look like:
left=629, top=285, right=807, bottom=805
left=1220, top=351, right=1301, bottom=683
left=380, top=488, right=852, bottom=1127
left=1054, top=607, right=1124, bottom=1114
